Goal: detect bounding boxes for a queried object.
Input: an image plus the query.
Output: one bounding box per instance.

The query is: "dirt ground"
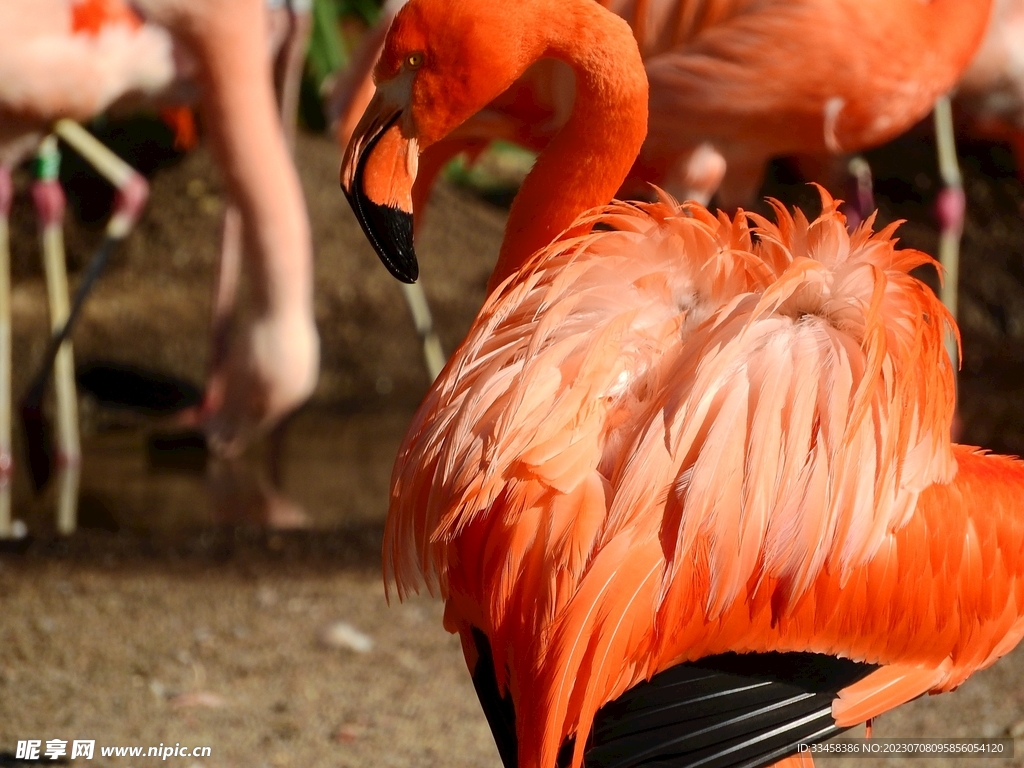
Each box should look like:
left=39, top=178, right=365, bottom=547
left=2, top=125, right=1024, bottom=767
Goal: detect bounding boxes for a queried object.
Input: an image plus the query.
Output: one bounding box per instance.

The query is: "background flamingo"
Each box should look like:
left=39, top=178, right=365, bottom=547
left=0, top=0, right=173, bottom=533
left=342, top=1, right=1024, bottom=767
left=1, top=0, right=319, bottom=459
left=956, top=0, right=1024, bottom=179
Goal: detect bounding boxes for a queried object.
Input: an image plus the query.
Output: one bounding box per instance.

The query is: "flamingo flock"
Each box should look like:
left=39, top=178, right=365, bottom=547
left=332, top=0, right=1003, bottom=389
left=340, top=0, right=1024, bottom=767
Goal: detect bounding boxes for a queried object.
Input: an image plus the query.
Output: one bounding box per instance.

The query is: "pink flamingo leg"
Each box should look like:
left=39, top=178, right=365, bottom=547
left=844, top=156, right=875, bottom=230
left=0, top=165, right=13, bottom=537
left=33, top=137, right=81, bottom=474
left=33, top=137, right=80, bottom=534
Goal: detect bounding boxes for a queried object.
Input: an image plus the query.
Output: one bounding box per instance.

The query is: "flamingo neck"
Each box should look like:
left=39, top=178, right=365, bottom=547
left=486, top=0, right=648, bottom=293
left=161, top=0, right=313, bottom=319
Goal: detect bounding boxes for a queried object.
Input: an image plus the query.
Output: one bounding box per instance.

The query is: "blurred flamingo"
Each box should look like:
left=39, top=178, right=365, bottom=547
left=0, top=0, right=172, bottom=531
left=946, top=0, right=1024, bottom=371
left=0, top=0, right=319, bottom=533
left=342, top=2, right=1024, bottom=767
left=0, top=0, right=315, bottom=540
left=134, top=0, right=319, bottom=454
left=956, top=0, right=1024, bottom=179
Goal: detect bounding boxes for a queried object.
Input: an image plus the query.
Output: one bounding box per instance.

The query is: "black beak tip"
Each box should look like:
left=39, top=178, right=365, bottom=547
left=344, top=185, right=419, bottom=284
left=369, top=202, right=418, bottom=284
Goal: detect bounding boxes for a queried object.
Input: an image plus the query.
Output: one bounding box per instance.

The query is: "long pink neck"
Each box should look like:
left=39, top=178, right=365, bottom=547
left=140, top=0, right=313, bottom=318
left=487, top=1, right=649, bottom=293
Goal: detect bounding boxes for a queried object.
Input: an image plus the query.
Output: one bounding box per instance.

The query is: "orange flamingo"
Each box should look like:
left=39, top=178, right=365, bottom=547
left=341, top=1, right=1024, bottom=767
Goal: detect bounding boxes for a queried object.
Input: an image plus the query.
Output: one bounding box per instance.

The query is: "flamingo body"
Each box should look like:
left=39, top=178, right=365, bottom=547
left=637, top=0, right=990, bottom=202
left=0, top=0, right=175, bottom=148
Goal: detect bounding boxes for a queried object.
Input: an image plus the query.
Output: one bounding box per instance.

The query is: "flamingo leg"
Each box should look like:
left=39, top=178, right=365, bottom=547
left=845, top=155, right=874, bottom=229
left=51, top=122, right=149, bottom=253
left=932, top=95, right=965, bottom=378
left=33, top=137, right=80, bottom=533
left=208, top=203, right=243, bottom=404
left=401, top=282, right=446, bottom=380
left=273, top=1, right=313, bottom=151
left=20, top=123, right=147, bottom=498
left=0, top=165, right=12, bottom=537
left=34, top=137, right=80, bottom=473
left=55, top=463, right=80, bottom=537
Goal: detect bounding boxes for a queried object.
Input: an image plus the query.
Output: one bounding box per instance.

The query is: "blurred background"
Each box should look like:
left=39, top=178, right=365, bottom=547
left=1, top=1, right=1024, bottom=766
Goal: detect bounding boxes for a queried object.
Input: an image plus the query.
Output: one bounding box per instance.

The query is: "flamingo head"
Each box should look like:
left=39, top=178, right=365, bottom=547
left=341, top=0, right=541, bottom=282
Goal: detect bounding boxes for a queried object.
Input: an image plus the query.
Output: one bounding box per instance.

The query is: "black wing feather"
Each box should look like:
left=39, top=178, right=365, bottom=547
left=575, top=652, right=876, bottom=768
left=467, top=628, right=876, bottom=768
left=470, top=627, right=520, bottom=768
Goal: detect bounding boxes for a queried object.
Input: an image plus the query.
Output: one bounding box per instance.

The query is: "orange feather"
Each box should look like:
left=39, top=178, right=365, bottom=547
left=386, top=190, right=1024, bottom=768
left=70, top=0, right=141, bottom=35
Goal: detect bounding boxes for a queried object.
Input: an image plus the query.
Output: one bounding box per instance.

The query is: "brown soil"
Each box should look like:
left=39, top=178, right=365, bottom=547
left=2, top=126, right=1024, bottom=767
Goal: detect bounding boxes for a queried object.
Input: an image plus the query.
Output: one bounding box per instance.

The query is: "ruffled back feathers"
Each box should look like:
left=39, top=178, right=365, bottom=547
left=385, top=189, right=958, bottom=768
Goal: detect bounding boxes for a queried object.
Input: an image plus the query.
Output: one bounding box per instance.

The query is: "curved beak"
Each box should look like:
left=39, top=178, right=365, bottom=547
left=341, top=91, right=420, bottom=283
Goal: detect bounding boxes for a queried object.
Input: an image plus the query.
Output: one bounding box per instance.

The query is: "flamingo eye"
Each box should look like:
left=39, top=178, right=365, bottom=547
left=405, top=52, right=424, bottom=69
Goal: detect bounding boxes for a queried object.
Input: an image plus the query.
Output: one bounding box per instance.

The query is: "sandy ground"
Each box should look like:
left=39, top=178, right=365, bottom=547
left=2, top=126, right=1024, bottom=767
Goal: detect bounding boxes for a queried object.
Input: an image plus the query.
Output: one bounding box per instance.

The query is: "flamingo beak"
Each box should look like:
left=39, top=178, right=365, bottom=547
left=341, top=91, right=420, bottom=283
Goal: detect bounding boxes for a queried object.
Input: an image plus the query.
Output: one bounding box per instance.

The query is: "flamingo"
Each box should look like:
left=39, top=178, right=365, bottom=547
left=1, top=0, right=171, bottom=531
left=341, top=1, right=1024, bottom=767
left=940, top=0, right=1024, bottom=394
left=956, top=0, right=1024, bottom=179
left=0, top=0, right=319, bottom=462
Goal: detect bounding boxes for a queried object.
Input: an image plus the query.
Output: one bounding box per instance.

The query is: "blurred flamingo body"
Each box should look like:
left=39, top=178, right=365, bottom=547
left=0, top=0, right=319, bottom=458
left=334, top=0, right=991, bottom=211
left=341, top=1, right=1024, bottom=766
left=956, top=0, right=1024, bottom=179
left=0, top=0, right=175, bottom=150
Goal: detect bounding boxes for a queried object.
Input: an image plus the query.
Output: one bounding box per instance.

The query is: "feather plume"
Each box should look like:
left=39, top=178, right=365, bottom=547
left=383, top=191, right=1024, bottom=768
